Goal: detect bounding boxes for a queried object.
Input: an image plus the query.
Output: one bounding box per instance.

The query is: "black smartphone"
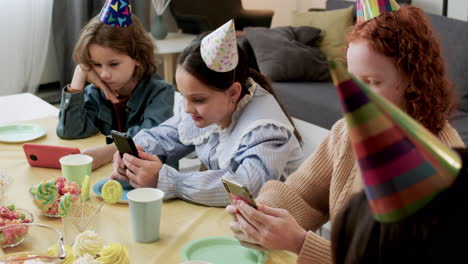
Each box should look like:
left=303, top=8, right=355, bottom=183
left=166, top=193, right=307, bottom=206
left=222, top=178, right=257, bottom=209
left=110, top=130, right=139, bottom=158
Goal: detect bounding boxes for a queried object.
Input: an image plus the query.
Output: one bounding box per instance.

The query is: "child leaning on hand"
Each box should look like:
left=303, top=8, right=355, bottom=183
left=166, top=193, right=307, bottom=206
left=56, top=1, right=174, bottom=140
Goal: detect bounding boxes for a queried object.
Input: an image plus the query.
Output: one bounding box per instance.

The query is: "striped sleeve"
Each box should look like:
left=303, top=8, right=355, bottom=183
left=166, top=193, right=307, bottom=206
left=134, top=112, right=195, bottom=165
left=156, top=124, right=302, bottom=206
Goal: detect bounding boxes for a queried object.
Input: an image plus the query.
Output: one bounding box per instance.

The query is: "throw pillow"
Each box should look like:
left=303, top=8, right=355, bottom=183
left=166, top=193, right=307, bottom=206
left=291, top=6, right=354, bottom=59
left=244, top=26, right=330, bottom=82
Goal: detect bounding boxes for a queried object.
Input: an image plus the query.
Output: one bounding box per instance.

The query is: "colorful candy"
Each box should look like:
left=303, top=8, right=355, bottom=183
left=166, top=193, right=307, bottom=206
left=58, top=193, right=73, bottom=217
left=30, top=177, right=81, bottom=217
left=0, top=205, right=33, bottom=248
left=35, top=181, right=59, bottom=209
left=101, top=180, right=123, bottom=204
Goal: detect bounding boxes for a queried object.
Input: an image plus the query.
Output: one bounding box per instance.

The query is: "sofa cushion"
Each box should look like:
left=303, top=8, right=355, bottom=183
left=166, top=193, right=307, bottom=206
left=244, top=26, right=330, bottom=82
left=326, top=0, right=354, bottom=11
left=291, top=6, right=354, bottom=59
left=237, top=36, right=260, bottom=72
left=272, top=82, right=342, bottom=129
left=427, top=13, right=468, bottom=112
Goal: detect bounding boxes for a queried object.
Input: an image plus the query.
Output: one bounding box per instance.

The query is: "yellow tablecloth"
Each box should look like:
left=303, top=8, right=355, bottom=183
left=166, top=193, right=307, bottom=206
left=0, top=117, right=297, bottom=263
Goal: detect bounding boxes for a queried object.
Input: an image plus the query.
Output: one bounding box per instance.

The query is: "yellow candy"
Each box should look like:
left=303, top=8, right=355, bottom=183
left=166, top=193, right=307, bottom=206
left=80, top=175, right=91, bottom=202
left=46, top=244, right=76, bottom=264
left=101, top=180, right=123, bottom=204
left=58, top=193, right=74, bottom=217
left=98, top=243, right=129, bottom=264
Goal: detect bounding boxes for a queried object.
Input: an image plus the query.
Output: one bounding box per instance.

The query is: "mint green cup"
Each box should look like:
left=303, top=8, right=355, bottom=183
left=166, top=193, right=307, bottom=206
left=59, top=154, right=92, bottom=200
left=127, top=188, right=165, bottom=243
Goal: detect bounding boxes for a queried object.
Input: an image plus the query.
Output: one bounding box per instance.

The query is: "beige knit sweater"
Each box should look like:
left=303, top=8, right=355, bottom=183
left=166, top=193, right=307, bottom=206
left=256, top=118, right=464, bottom=264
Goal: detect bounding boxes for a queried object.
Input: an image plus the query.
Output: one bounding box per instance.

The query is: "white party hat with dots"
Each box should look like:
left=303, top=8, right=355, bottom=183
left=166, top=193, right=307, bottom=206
left=201, top=19, right=238, bottom=72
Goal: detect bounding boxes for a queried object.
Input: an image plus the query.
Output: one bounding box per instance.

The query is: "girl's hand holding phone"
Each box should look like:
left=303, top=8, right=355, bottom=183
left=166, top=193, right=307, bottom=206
left=110, top=141, right=142, bottom=182
left=226, top=204, right=264, bottom=252
left=114, top=147, right=163, bottom=189
left=228, top=200, right=308, bottom=255
left=69, top=64, right=119, bottom=103
left=110, top=150, right=128, bottom=181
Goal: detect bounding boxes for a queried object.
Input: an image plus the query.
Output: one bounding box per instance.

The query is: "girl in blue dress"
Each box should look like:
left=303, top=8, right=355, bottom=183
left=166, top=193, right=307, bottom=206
left=110, top=20, right=303, bottom=206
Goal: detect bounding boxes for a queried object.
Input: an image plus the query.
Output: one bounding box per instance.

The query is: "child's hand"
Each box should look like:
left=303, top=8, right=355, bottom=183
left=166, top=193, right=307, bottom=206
left=70, top=65, right=119, bottom=104
left=121, top=151, right=163, bottom=188
left=234, top=200, right=307, bottom=255
left=227, top=204, right=266, bottom=251
left=110, top=150, right=128, bottom=182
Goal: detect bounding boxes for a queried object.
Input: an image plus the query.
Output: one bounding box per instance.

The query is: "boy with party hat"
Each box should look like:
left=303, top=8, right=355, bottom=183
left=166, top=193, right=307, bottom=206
left=109, top=19, right=303, bottom=206
left=57, top=0, right=175, bottom=168
left=331, top=58, right=468, bottom=263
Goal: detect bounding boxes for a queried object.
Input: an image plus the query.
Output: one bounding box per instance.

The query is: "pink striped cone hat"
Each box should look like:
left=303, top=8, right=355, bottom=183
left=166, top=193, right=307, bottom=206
left=356, top=0, right=400, bottom=23
left=329, top=60, right=462, bottom=223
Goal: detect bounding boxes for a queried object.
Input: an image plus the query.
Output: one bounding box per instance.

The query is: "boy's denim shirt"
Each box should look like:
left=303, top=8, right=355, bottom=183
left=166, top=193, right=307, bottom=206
left=56, top=74, right=175, bottom=139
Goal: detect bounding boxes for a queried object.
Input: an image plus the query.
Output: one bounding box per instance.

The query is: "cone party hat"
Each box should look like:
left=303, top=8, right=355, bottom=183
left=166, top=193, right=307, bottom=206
left=356, top=0, right=400, bottom=23
left=99, top=0, right=133, bottom=27
left=329, top=60, right=462, bottom=223
left=201, top=19, right=238, bottom=72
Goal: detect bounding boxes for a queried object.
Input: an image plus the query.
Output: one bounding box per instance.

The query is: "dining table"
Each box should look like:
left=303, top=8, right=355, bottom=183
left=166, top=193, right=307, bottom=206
left=0, top=93, right=297, bottom=263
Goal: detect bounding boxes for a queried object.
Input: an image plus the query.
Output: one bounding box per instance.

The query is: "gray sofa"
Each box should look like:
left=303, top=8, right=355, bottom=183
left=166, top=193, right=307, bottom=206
left=238, top=0, right=468, bottom=145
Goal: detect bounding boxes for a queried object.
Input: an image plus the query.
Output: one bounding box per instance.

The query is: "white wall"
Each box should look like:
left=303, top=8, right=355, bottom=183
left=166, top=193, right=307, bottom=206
left=411, top=0, right=467, bottom=21
left=413, top=0, right=442, bottom=15
left=448, top=0, right=468, bottom=21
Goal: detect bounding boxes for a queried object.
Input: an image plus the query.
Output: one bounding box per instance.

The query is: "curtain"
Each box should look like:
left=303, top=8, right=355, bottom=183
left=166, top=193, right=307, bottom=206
left=52, top=0, right=153, bottom=88
left=0, top=0, right=53, bottom=95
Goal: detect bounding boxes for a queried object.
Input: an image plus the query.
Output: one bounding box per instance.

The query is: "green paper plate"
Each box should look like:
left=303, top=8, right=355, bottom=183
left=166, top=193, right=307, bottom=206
left=181, top=236, right=268, bottom=264
left=0, top=124, right=46, bottom=143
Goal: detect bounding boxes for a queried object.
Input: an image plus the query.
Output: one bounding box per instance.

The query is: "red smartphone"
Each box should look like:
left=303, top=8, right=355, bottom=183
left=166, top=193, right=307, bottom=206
left=23, top=143, right=80, bottom=169
left=222, top=178, right=257, bottom=209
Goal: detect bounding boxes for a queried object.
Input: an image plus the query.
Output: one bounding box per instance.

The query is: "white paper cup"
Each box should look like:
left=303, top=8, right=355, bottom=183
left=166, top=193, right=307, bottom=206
left=127, top=188, right=165, bottom=243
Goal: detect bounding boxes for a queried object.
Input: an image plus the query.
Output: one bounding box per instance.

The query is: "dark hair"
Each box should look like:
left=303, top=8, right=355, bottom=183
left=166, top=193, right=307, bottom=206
left=347, top=6, right=458, bottom=135
left=177, top=33, right=302, bottom=143
left=73, top=15, right=157, bottom=82
left=332, top=148, right=468, bottom=264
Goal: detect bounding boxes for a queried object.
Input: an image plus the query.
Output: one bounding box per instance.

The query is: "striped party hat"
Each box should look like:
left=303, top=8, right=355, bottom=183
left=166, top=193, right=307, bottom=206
left=99, top=0, right=133, bottom=27
left=329, top=60, right=462, bottom=223
left=356, top=0, right=400, bottom=23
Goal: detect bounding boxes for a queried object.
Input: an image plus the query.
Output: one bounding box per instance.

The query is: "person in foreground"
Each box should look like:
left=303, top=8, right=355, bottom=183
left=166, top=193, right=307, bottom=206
left=56, top=0, right=174, bottom=141
left=226, top=0, right=465, bottom=262
left=110, top=20, right=303, bottom=206
left=332, top=145, right=468, bottom=263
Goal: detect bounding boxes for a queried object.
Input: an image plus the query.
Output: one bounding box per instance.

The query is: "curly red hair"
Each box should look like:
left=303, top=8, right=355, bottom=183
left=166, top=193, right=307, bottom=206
left=347, top=6, right=457, bottom=135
